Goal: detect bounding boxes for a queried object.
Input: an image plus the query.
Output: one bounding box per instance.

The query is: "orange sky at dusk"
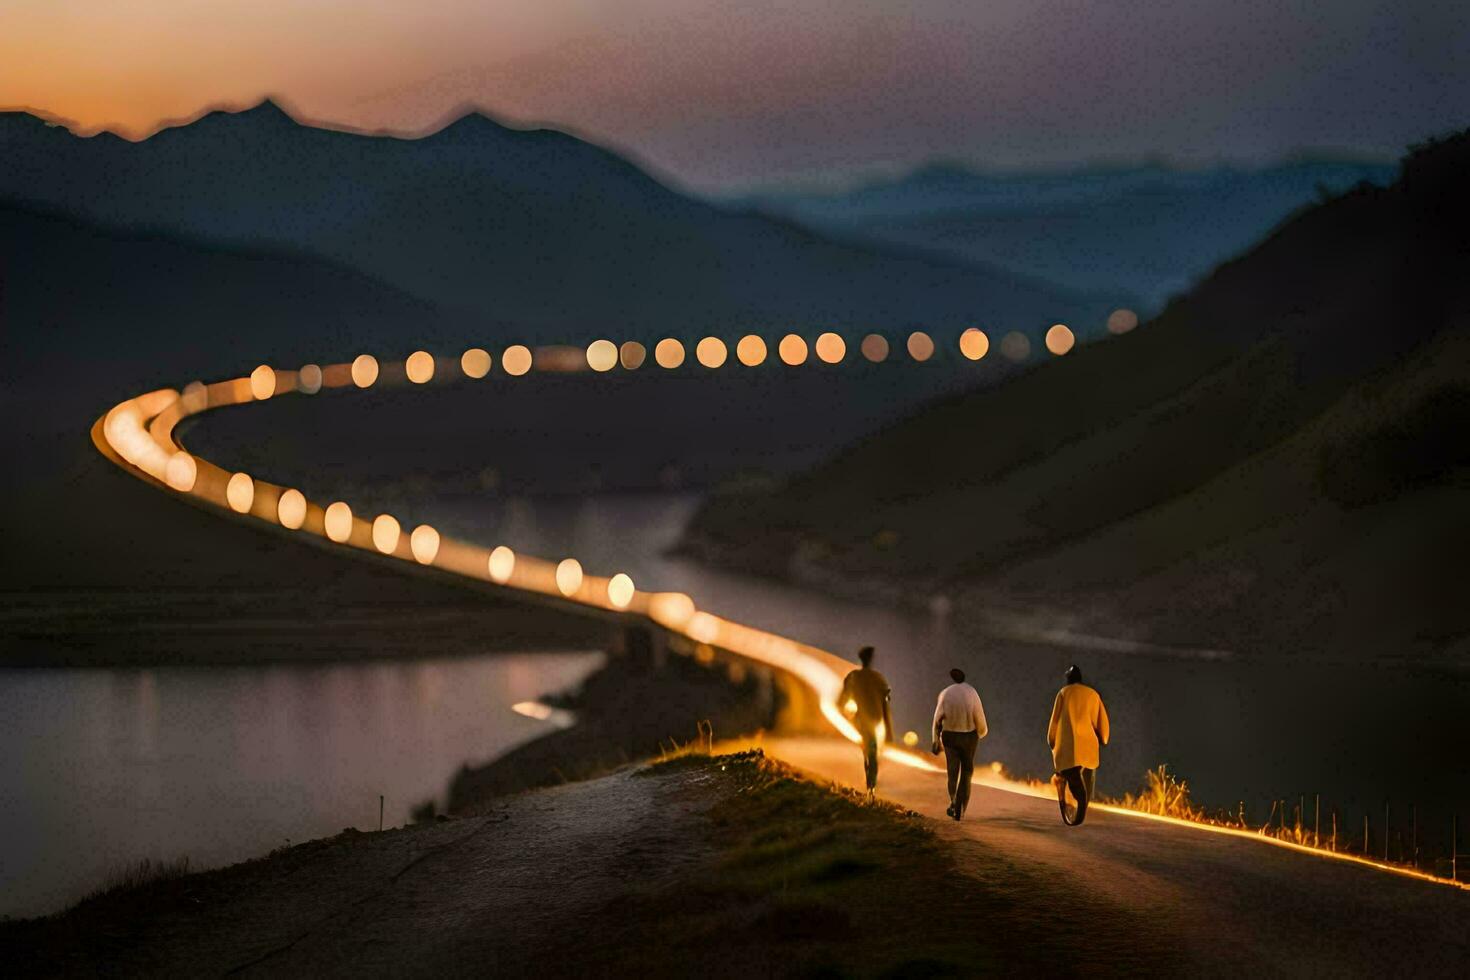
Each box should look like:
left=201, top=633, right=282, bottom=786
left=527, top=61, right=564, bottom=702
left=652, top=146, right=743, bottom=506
left=4, top=0, right=1468, bottom=189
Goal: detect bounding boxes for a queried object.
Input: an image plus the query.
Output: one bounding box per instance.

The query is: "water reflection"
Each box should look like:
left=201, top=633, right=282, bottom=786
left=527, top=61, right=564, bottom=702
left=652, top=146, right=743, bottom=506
left=0, top=652, right=602, bottom=919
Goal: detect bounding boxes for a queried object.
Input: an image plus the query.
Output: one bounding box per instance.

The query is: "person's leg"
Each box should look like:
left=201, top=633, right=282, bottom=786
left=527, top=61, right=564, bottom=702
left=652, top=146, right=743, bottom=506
left=954, top=731, right=977, bottom=818
left=1059, top=766, right=1087, bottom=825
left=942, top=733, right=961, bottom=813
left=862, top=730, right=879, bottom=792
left=1072, top=767, right=1094, bottom=825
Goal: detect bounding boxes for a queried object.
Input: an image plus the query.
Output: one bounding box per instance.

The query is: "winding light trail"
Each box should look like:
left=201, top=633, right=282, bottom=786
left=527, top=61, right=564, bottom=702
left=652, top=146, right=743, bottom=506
left=92, top=335, right=1467, bottom=894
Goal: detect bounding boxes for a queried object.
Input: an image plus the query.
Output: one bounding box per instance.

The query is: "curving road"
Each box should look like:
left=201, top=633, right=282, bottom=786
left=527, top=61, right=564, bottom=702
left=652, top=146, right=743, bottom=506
left=93, top=338, right=1470, bottom=932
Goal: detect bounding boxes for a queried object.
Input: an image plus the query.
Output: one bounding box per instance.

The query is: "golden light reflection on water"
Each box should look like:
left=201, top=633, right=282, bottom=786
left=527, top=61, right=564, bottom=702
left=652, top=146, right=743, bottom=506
left=461, top=348, right=492, bottom=379
left=225, top=472, right=254, bottom=514
left=501, top=345, right=533, bottom=377
left=736, top=335, right=767, bottom=366
left=324, top=501, right=353, bottom=542
left=405, top=350, right=435, bottom=384
left=959, top=327, right=990, bottom=361
left=351, top=354, right=379, bottom=388
left=372, top=514, right=401, bottom=554
left=488, top=545, right=515, bottom=583
left=696, top=336, right=728, bottom=368
left=585, top=339, right=618, bottom=372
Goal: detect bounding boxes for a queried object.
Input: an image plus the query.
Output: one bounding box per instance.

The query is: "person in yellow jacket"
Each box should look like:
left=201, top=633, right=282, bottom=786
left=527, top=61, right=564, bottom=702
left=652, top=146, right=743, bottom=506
left=1046, top=665, right=1110, bottom=825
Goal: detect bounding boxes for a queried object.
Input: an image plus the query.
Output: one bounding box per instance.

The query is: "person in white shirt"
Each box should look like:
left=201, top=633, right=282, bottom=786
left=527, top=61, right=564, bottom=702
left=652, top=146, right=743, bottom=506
left=930, top=668, right=988, bottom=821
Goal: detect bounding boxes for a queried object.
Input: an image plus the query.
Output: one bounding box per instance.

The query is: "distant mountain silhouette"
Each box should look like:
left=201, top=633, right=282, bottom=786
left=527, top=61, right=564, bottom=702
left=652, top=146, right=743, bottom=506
left=683, top=132, right=1470, bottom=662
left=739, top=158, right=1396, bottom=311
left=0, top=101, right=1125, bottom=347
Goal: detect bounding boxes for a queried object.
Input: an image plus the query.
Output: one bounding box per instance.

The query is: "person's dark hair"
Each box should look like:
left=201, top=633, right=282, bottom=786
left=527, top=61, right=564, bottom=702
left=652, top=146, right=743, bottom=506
left=1065, top=665, right=1082, bottom=685
left=858, top=646, right=875, bottom=666
left=949, top=668, right=965, bottom=684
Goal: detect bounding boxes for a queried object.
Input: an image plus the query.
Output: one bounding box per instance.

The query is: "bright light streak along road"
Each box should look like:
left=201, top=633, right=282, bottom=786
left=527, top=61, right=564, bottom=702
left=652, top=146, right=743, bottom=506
left=91, top=337, right=1465, bottom=893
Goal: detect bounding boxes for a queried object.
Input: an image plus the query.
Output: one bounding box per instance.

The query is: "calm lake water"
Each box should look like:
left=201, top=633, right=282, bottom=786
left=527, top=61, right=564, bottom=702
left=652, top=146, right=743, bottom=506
left=6, top=492, right=1467, bottom=916
left=0, top=652, right=601, bottom=919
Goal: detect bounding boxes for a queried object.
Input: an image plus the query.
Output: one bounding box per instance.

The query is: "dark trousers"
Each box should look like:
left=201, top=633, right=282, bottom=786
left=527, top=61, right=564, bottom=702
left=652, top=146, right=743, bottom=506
left=941, top=730, right=979, bottom=816
left=860, top=730, right=880, bottom=790
left=1057, top=766, right=1096, bottom=825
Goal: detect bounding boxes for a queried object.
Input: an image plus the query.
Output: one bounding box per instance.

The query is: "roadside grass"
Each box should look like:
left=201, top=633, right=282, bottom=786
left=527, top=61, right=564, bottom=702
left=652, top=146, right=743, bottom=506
left=74, top=856, right=193, bottom=909
left=576, top=750, right=1043, bottom=978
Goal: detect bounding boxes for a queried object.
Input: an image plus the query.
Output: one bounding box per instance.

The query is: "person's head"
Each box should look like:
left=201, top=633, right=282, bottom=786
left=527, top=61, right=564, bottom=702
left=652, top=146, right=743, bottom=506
left=858, top=646, right=875, bottom=667
left=949, top=668, right=965, bottom=684
left=1065, top=664, right=1083, bottom=685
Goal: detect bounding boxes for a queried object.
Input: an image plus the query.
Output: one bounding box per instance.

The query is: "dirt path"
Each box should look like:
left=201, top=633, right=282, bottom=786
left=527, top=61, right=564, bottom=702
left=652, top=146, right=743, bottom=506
left=10, top=771, right=715, bottom=978
left=762, top=736, right=1469, bottom=976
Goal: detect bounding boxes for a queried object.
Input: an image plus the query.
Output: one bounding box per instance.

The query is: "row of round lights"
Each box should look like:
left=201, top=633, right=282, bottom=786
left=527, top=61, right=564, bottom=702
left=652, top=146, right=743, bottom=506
left=249, top=312, right=1135, bottom=396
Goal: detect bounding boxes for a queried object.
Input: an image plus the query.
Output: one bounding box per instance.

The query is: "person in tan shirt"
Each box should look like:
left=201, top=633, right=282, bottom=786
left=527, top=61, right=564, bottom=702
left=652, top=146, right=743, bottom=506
left=1046, top=665, right=1110, bottom=826
left=839, top=646, right=893, bottom=797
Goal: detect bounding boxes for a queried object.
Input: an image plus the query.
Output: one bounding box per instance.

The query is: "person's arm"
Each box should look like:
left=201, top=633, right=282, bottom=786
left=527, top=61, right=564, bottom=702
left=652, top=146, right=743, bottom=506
left=839, top=672, right=853, bottom=715
left=973, top=690, right=989, bottom=740
left=1096, top=696, right=1110, bottom=746
left=1047, top=691, right=1062, bottom=750
left=882, top=687, right=896, bottom=744
left=932, top=691, right=945, bottom=754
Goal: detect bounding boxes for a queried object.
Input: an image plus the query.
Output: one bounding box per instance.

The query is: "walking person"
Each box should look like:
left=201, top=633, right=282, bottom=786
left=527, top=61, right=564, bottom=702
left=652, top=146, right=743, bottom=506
left=1047, top=665, right=1110, bottom=826
left=839, top=646, right=894, bottom=799
left=930, top=668, right=988, bottom=821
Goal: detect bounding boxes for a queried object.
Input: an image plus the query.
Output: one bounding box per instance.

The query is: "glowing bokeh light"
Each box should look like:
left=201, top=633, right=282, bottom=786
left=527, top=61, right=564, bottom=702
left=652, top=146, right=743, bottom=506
left=736, top=335, right=767, bottom=366
left=815, top=332, right=846, bottom=364
left=586, top=339, right=618, bottom=372
left=1045, top=324, right=1076, bottom=355
left=607, top=572, right=635, bottom=609
left=778, top=334, right=808, bottom=366
left=372, top=514, right=401, bottom=554
left=902, top=730, right=919, bottom=747
left=649, top=592, right=696, bottom=627
left=405, top=350, right=435, bottom=384
left=860, top=334, right=889, bottom=362
left=225, top=472, right=255, bottom=514
left=1108, top=309, right=1140, bottom=335
left=619, top=341, right=646, bottom=370
left=488, top=545, right=516, bottom=583
left=1000, top=331, right=1032, bottom=362
left=501, top=345, right=532, bottom=377
left=324, top=501, right=353, bottom=542
left=164, top=451, right=197, bottom=492
left=688, top=612, right=720, bottom=644
left=351, top=354, right=379, bottom=388
left=654, top=338, right=685, bottom=369
left=278, top=488, right=307, bottom=530
left=298, top=364, right=323, bottom=394
left=907, top=331, right=935, bottom=362
left=696, top=336, right=728, bottom=368
left=461, top=347, right=492, bottom=378
left=959, top=328, right=990, bottom=361
left=555, top=558, right=584, bottom=596
left=181, top=381, right=208, bottom=414
left=410, top=524, right=440, bottom=564
left=249, top=364, right=276, bottom=401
